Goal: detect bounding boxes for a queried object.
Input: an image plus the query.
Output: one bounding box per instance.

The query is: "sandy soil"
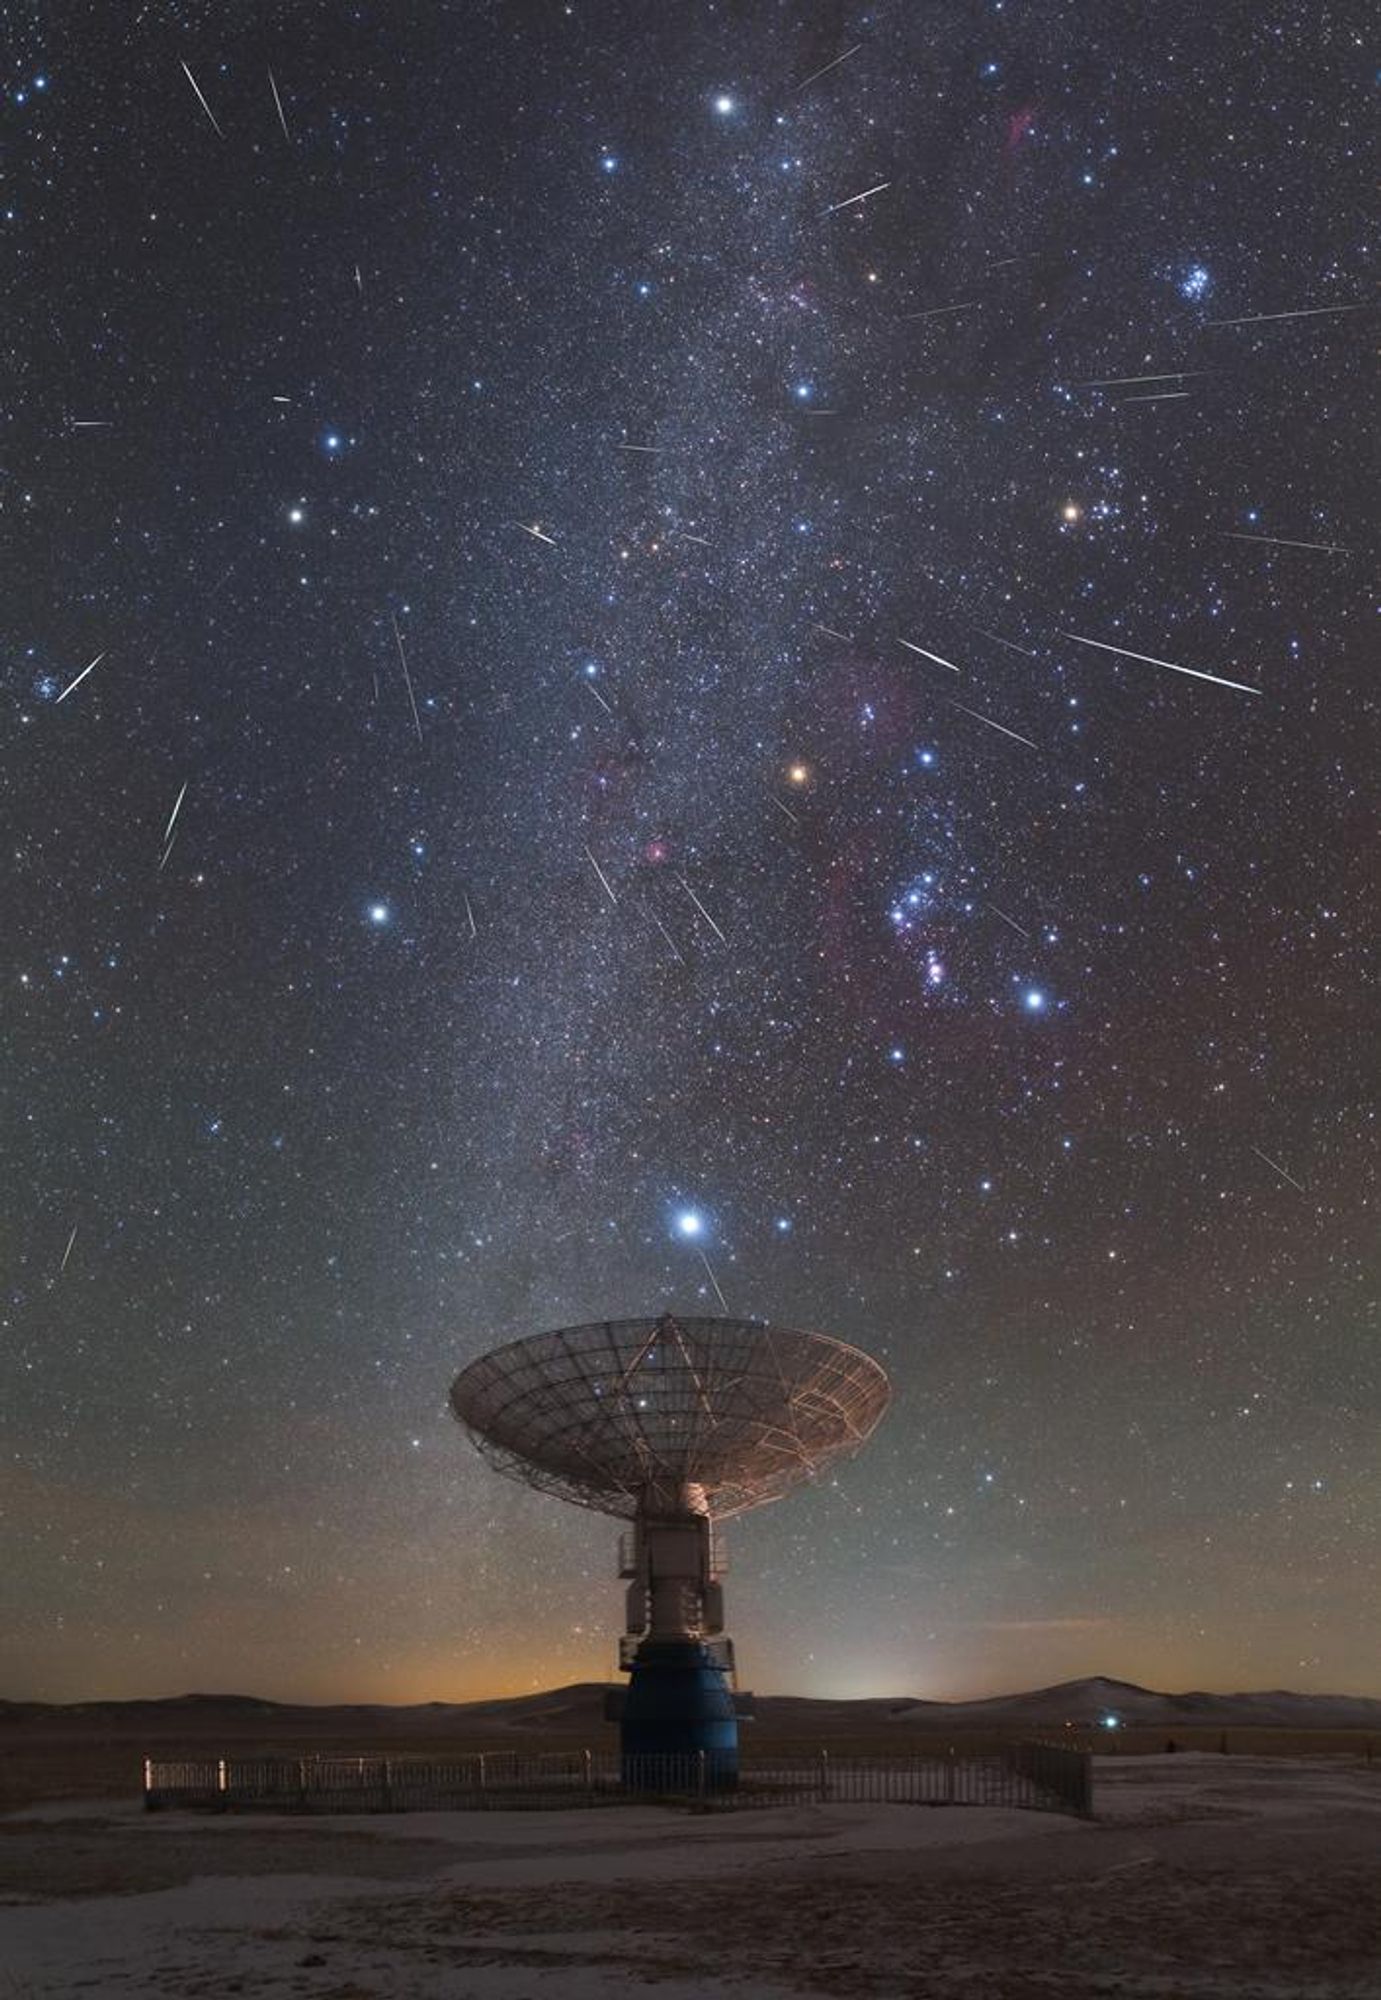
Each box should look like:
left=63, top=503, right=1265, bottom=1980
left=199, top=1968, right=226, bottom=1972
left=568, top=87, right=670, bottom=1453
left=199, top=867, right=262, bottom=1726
left=2, top=1754, right=1379, bottom=1998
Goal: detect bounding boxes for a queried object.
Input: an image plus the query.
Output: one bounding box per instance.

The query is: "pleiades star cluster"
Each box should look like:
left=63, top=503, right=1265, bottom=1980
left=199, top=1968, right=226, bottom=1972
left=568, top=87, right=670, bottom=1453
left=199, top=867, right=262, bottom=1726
left=3, top=3, right=1374, bottom=1703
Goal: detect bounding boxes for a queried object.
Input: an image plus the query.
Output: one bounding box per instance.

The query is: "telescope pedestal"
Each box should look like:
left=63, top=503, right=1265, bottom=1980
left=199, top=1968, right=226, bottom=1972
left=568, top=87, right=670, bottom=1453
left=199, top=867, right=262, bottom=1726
left=449, top=1312, right=890, bottom=1803
left=621, top=1638, right=738, bottom=1789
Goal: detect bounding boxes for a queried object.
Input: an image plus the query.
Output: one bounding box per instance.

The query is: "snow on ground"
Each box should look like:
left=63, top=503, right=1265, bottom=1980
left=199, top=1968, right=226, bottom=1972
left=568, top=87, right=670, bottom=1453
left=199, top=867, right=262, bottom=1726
left=2, top=1755, right=1379, bottom=1998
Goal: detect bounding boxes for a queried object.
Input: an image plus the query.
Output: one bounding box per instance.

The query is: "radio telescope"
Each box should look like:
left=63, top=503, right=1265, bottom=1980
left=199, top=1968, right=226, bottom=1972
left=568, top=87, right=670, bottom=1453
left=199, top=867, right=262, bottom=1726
left=450, top=1312, right=890, bottom=1784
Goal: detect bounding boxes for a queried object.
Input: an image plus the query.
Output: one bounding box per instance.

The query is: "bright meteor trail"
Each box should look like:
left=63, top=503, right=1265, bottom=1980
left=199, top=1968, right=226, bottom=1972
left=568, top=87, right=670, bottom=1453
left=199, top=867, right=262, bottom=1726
left=1061, top=632, right=1262, bottom=696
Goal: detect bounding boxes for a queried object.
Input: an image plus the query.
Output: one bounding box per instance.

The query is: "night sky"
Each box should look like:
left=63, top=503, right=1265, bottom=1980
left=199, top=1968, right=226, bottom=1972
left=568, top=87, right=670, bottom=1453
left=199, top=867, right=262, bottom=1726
left=4, top=4, right=1375, bottom=1707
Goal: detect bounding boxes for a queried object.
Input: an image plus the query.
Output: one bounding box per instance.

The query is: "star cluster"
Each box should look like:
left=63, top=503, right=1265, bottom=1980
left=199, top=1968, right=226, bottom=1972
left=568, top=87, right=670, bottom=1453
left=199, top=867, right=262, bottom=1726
left=2, top=3, right=1374, bottom=1703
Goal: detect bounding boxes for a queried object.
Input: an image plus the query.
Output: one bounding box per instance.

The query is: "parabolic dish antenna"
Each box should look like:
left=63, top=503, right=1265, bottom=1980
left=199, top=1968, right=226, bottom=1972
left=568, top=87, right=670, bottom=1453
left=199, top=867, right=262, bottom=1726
left=451, top=1313, right=890, bottom=1784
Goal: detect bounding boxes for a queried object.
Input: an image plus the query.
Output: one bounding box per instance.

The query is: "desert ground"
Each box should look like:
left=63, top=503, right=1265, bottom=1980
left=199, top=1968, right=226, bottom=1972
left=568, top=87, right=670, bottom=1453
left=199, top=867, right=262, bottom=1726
left=3, top=1752, right=1379, bottom=1999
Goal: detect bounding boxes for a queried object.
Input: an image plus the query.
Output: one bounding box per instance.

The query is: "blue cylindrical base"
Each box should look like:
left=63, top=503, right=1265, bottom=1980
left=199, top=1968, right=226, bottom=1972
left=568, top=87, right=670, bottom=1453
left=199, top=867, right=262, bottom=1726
left=620, top=1639, right=739, bottom=1790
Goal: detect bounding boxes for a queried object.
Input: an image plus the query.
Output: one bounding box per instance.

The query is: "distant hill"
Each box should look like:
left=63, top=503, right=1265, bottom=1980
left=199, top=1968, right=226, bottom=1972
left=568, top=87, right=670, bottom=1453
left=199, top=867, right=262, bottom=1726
left=872, top=1676, right=1381, bottom=1732
left=3, top=1674, right=1379, bottom=1736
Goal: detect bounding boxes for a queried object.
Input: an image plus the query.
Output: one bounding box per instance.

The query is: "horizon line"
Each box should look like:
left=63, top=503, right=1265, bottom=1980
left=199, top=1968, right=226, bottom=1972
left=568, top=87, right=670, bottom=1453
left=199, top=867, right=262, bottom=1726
left=7, top=1671, right=1380, bottom=1710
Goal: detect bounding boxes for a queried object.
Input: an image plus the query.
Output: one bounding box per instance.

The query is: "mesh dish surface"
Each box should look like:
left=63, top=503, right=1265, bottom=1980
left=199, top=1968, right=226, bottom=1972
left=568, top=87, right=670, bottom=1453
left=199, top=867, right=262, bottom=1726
left=451, top=1314, right=890, bottom=1520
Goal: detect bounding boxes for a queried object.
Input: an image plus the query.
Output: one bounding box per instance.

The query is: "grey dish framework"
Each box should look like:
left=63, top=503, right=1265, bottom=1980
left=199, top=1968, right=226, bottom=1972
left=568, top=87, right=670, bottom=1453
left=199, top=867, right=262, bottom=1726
left=449, top=1314, right=891, bottom=1520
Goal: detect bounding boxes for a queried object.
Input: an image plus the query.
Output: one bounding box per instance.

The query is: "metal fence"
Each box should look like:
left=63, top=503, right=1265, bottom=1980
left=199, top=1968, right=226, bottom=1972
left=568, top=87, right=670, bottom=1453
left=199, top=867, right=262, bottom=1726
left=143, top=1743, right=1091, bottom=1818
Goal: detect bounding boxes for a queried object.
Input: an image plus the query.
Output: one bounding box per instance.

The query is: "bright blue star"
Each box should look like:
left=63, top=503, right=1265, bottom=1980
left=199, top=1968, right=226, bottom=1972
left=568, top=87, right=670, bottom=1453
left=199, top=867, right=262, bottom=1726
left=674, top=1209, right=705, bottom=1238
left=713, top=94, right=735, bottom=116
left=775, top=1217, right=792, bottom=1234
left=366, top=902, right=391, bottom=927
left=793, top=382, right=814, bottom=401
left=600, top=153, right=618, bottom=173
left=322, top=431, right=344, bottom=455
left=1023, top=988, right=1047, bottom=1012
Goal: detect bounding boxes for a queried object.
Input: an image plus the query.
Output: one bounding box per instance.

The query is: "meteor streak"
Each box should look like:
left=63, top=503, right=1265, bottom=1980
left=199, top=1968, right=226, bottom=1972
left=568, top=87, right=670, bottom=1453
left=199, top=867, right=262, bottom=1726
left=268, top=66, right=291, bottom=141
left=180, top=59, right=224, bottom=137
left=162, top=781, right=188, bottom=846
left=902, top=301, right=978, bottom=321
left=977, top=628, right=1039, bottom=659
left=1208, top=302, right=1372, bottom=326
left=1061, top=631, right=1261, bottom=695
left=585, top=847, right=619, bottom=908
left=55, top=652, right=106, bottom=704
left=898, top=638, right=961, bottom=673
left=824, top=180, right=891, bottom=215
left=986, top=902, right=1031, bottom=939
left=948, top=700, right=1037, bottom=749
left=1076, top=371, right=1206, bottom=387
left=678, top=874, right=726, bottom=943
left=1251, top=1146, right=1307, bottom=1194
left=1222, top=531, right=1348, bottom=555
left=583, top=678, right=615, bottom=717
left=391, top=615, right=424, bottom=743
left=794, top=44, right=862, bottom=90
left=697, top=1249, right=730, bottom=1312
left=649, top=910, right=684, bottom=963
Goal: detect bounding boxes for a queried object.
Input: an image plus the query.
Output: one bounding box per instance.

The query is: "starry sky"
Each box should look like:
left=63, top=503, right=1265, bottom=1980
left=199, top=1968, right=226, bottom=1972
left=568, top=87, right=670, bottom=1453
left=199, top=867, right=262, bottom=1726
left=4, top=3, right=1375, bottom=1707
